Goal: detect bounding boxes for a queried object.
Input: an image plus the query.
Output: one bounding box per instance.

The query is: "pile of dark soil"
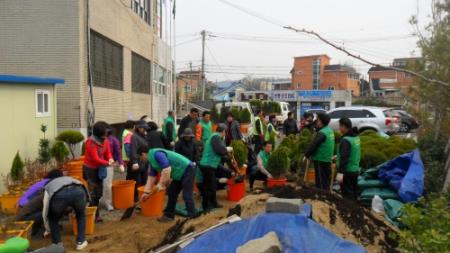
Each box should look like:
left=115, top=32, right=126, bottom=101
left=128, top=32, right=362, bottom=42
left=267, top=185, right=399, bottom=252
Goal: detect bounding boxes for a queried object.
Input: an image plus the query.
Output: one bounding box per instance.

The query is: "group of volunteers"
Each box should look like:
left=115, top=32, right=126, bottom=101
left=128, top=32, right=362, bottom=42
left=14, top=107, right=361, bottom=252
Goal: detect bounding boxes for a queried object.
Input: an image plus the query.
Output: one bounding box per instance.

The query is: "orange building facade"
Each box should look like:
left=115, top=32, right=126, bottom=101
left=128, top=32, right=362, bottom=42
left=368, top=58, right=417, bottom=91
left=291, top=54, right=360, bottom=96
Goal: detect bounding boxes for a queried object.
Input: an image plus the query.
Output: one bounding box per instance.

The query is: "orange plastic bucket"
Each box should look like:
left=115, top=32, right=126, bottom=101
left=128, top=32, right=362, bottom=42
left=137, top=187, right=165, bottom=217
left=306, top=170, right=315, bottom=184
left=71, top=206, right=97, bottom=235
left=112, top=180, right=136, bottom=209
left=227, top=181, right=245, bottom=202
left=0, top=194, right=21, bottom=214
left=267, top=177, right=287, bottom=188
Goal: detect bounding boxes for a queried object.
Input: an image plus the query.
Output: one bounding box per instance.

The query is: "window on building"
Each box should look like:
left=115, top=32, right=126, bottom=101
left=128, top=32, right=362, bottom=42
left=132, top=53, right=151, bottom=94
left=90, top=30, right=123, bottom=90
left=36, top=90, right=50, bottom=117
left=404, top=72, right=412, bottom=79
left=328, top=86, right=335, bottom=90
left=312, top=59, right=321, bottom=89
left=132, top=0, right=151, bottom=24
left=153, top=64, right=167, bottom=95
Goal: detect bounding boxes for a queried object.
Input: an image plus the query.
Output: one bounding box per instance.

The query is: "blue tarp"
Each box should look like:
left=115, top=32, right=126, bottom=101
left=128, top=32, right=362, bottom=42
left=179, top=213, right=366, bottom=253
left=378, top=149, right=424, bottom=203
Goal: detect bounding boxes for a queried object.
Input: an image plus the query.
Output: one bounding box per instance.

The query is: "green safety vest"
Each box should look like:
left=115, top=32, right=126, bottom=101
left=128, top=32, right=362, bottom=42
left=148, top=148, right=191, bottom=181
left=258, top=150, right=270, bottom=168
left=199, top=133, right=223, bottom=169
left=199, top=120, right=212, bottom=144
left=121, top=129, right=130, bottom=160
left=265, top=122, right=278, bottom=145
left=312, top=126, right=335, bottom=163
left=337, top=136, right=361, bottom=173
left=163, top=116, right=177, bottom=141
left=252, top=117, right=265, bottom=136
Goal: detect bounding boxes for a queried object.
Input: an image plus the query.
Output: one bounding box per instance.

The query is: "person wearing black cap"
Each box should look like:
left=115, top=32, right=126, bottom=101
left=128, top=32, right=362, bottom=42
left=199, top=123, right=231, bottom=211
left=127, top=120, right=149, bottom=201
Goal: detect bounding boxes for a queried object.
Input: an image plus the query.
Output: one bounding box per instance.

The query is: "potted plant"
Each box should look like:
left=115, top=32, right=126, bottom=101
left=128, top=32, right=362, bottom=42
left=239, top=108, right=252, bottom=134
left=0, top=152, right=25, bottom=214
left=230, top=140, right=248, bottom=175
left=50, top=141, right=69, bottom=170
left=56, top=130, right=85, bottom=160
left=225, top=142, right=247, bottom=202
left=56, top=130, right=84, bottom=177
left=266, top=146, right=290, bottom=188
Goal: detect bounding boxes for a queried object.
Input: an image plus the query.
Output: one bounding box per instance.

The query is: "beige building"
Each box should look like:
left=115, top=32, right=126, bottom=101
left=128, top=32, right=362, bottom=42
left=0, top=0, right=174, bottom=133
left=0, top=75, right=64, bottom=193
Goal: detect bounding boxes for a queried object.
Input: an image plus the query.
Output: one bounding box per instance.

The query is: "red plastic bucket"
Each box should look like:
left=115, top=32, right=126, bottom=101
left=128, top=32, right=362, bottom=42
left=267, top=178, right=287, bottom=188
left=227, top=181, right=245, bottom=202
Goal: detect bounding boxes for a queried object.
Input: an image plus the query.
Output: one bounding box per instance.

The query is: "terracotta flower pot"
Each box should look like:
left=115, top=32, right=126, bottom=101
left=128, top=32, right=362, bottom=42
left=112, top=180, right=136, bottom=209
left=71, top=206, right=97, bottom=235
left=267, top=177, right=287, bottom=188
left=137, top=187, right=165, bottom=217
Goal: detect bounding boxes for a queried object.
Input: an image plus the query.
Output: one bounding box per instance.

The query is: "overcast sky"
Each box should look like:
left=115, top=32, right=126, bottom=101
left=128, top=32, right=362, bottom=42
left=175, top=0, right=433, bottom=82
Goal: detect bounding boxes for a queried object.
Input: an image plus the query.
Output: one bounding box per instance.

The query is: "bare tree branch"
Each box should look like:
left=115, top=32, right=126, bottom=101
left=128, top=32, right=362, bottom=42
left=283, top=26, right=450, bottom=88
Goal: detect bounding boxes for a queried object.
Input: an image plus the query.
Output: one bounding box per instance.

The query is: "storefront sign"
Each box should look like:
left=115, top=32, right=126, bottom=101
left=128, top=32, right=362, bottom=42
left=298, top=90, right=333, bottom=101
left=271, top=91, right=296, bottom=101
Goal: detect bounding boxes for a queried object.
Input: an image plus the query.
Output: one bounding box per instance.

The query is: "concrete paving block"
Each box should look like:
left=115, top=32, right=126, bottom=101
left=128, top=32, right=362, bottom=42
left=265, top=197, right=303, bottom=214
left=236, top=231, right=282, bottom=253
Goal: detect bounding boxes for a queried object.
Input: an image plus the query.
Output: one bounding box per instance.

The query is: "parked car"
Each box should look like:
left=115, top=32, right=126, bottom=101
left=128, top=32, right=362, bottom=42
left=386, top=109, right=419, bottom=133
left=327, top=106, right=399, bottom=134
left=275, top=102, right=292, bottom=125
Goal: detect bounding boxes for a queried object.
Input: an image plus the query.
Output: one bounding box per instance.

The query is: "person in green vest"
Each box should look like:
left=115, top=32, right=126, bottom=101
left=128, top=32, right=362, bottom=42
left=265, top=115, right=280, bottom=147
left=252, top=110, right=266, bottom=154
left=336, top=118, right=361, bottom=200
left=304, top=113, right=335, bottom=190
left=249, top=141, right=273, bottom=191
left=162, top=111, right=177, bottom=149
left=140, top=148, right=196, bottom=222
left=195, top=111, right=212, bottom=144
left=199, top=123, right=231, bottom=211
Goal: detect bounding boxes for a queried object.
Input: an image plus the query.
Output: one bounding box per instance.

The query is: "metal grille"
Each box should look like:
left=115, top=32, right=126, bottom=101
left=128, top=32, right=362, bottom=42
left=132, top=52, right=151, bottom=94
left=90, top=30, right=123, bottom=90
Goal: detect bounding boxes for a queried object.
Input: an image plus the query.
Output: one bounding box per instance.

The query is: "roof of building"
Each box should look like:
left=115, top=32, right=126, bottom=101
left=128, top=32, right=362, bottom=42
left=294, top=54, right=330, bottom=59
left=393, top=57, right=421, bottom=62
left=179, top=70, right=201, bottom=75
left=0, top=74, right=65, bottom=84
left=324, top=64, right=357, bottom=73
left=368, top=66, right=393, bottom=72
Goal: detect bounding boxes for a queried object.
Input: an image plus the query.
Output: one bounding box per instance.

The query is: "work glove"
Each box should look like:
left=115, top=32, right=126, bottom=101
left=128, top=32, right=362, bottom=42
left=108, top=159, right=114, bottom=166
left=170, top=141, right=175, bottom=147
left=226, top=146, right=233, bottom=153
left=302, top=156, right=307, bottom=163
left=156, top=183, right=165, bottom=192
left=336, top=173, right=344, bottom=183
left=218, top=178, right=228, bottom=184
left=132, top=163, right=139, bottom=171
left=119, top=165, right=125, bottom=173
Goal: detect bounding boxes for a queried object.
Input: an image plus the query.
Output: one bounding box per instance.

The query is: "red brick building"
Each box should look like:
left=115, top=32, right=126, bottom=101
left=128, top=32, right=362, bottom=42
left=291, top=54, right=360, bottom=96
left=177, top=70, right=201, bottom=104
left=368, top=58, right=418, bottom=92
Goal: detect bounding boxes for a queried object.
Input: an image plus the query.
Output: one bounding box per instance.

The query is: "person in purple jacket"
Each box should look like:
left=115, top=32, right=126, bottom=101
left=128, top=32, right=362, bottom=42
left=101, top=128, right=124, bottom=211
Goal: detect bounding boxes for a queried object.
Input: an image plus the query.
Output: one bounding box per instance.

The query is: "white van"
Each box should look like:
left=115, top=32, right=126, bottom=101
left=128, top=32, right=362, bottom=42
left=276, top=102, right=291, bottom=125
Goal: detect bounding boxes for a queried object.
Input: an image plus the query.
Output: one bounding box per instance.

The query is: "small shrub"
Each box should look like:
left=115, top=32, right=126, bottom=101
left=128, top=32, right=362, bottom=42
left=360, top=148, right=388, bottom=169
left=418, top=132, right=447, bottom=193
left=397, top=193, right=450, bottom=253
left=239, top=108, right=251, bottom=124
left=230, top=108, right=241, bottom=123
left=56, top=130, right=85, bottom=159
left=230, top=140, right=248, bottom=167
left=50, top=141, right=69, bottom=167
left=267, top=146, right=290, bottom=178
left=10, top=152, right=25, bottom=182
left=38, top=124, right=51, bottom=164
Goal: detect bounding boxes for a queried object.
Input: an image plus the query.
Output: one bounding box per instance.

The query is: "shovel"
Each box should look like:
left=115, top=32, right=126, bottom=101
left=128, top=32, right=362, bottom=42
left=120, top=189, right=154, bottom=221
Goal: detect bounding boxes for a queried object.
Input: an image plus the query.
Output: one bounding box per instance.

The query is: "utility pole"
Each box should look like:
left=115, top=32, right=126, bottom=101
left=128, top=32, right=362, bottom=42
left=201, top=30, right=206, bottom=101
left=189, top=62, right=193, bottom=71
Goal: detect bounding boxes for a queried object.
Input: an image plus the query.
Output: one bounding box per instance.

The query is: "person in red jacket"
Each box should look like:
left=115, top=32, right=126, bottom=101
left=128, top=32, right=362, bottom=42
left=83, top=121, right=113, bottom=222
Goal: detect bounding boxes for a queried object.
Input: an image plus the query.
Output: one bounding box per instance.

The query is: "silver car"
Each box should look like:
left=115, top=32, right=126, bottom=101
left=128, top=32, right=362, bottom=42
left=327, top=106, right=399, bottom=134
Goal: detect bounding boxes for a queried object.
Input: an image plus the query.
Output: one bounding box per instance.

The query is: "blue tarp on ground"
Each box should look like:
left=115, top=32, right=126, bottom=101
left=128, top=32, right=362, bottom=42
left=378, top=149, right=424, bottom=203
left=179, top=213, right=366, bottom=253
